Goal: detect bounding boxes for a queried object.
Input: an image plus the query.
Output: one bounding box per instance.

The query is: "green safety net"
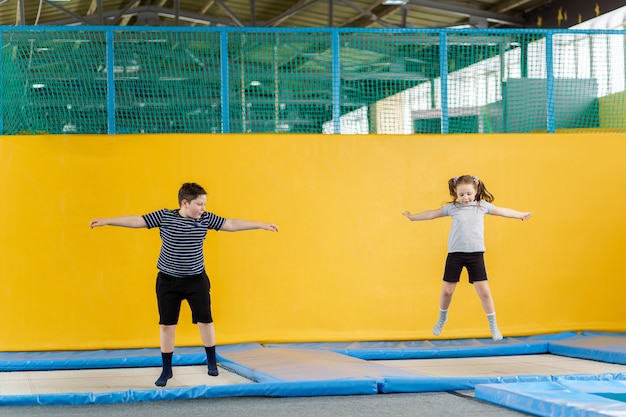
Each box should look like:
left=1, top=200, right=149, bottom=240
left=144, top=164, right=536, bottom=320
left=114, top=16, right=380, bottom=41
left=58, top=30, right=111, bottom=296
left=1, top=28, right=625, bottom=135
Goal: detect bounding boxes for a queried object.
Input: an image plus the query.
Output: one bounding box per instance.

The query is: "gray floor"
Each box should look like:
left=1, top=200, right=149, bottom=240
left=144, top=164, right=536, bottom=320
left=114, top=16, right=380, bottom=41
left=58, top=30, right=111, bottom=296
left=0, top=391, right=532, bottom=417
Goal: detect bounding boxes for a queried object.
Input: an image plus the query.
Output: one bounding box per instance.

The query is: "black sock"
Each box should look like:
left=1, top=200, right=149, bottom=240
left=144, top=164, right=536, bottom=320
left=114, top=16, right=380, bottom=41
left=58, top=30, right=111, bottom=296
left=205, top=345, right=219, bottom=376
left=155, top=351, right=173, bottom=387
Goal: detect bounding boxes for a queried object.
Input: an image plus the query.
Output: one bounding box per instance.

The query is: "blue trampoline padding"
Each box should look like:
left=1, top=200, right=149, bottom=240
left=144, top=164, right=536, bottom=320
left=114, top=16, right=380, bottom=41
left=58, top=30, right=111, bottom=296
left=0, top=343, right=262, bottom=372
left=381, top=374, right=563, bottom=393
left=476, top=378, right=626, bottom=417
left=1, top=378, right=379, bottom=406
left=548, top=334, right=626, bottom=365
left=381, top=374, right=626, bottom=394
left=265, top=332, right=578, bottom=360
left=217, top=347, right=421, bottom=383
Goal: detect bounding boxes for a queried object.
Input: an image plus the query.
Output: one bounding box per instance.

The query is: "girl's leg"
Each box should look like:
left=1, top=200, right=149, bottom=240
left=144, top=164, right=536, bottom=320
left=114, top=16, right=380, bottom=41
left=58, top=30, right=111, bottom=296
left=473, top=281, right=502, bottom=340
left=198, top=322, right=219, bottom=376
left=155, top=324, right=177, bottom=386
left=433, top=282, right=457, bottom=336
left=439, top=282, right=457, bottom=310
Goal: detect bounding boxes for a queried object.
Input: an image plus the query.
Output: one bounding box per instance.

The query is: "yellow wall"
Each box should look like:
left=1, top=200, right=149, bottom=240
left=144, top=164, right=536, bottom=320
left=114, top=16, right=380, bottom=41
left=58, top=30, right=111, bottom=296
left=1, top=133, right=625, bottom=352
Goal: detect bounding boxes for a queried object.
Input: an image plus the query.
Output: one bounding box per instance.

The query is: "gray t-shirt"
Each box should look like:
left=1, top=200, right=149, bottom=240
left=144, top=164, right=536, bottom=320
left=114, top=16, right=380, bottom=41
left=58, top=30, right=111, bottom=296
left=441, top=201, right=494, bottom=253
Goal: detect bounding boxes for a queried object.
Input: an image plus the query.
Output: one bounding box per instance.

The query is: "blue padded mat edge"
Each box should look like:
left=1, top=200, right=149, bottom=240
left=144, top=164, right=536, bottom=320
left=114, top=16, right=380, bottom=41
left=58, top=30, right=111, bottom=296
left=3, top=331, right=626, bottom=406
left=476, top=377, right=626, bottom=417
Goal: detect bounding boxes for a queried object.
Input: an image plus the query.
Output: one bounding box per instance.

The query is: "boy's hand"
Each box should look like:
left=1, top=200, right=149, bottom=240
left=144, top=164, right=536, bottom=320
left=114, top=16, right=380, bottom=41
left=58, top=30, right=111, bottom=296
left=90, top=219, right=106, bottom=228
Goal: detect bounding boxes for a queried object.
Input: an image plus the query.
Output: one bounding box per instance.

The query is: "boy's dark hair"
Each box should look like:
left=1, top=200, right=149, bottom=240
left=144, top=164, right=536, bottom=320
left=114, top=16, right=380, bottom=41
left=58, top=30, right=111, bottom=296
left=178, top=182, right=207, bottom=205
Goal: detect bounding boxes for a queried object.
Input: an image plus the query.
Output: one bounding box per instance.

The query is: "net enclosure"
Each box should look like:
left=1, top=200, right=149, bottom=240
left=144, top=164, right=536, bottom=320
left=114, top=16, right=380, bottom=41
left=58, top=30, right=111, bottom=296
left=1, top=26, right=625, bottom=135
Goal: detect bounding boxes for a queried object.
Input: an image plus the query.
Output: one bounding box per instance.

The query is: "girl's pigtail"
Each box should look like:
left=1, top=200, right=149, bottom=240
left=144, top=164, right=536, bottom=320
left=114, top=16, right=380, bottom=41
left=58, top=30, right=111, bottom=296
left=476, top=180, right=495, bottom=203
left=448, top=177, right=458, bottom=201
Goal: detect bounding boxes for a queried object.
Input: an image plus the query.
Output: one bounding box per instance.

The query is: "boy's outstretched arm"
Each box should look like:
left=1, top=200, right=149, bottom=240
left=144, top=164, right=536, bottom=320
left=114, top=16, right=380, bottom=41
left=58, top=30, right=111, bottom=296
left=90, top=216, right=148, bottom=229
left=490, top=206, right=532, bottom=221
left=403, top=208, right=444, bottom=221
left=220, top=218, right=279, bottom=232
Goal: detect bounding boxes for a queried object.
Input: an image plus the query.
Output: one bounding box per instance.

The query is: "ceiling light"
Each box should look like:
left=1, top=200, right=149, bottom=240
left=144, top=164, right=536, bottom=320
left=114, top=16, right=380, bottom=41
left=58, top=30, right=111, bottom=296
left=382, top=0, right=407, bottom=5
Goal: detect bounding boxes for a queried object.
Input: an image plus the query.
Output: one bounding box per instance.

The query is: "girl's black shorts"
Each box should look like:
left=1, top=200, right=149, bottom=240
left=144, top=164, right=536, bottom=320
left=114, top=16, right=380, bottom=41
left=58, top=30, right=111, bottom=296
left=156, top=271, right=212, bottom=325
left=442, top=252, right=488, bottom=283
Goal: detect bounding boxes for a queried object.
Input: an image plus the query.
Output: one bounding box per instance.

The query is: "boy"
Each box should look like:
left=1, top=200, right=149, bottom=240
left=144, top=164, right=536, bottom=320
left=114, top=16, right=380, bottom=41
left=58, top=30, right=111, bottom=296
left=90, top=182, right=278, bottom=386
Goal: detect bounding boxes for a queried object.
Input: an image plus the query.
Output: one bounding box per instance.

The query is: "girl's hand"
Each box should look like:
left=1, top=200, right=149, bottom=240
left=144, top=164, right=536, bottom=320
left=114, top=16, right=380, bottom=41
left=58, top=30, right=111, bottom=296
left=520, top=212, right=532, bottom=221
left=262, top=223, right=279, bottom=232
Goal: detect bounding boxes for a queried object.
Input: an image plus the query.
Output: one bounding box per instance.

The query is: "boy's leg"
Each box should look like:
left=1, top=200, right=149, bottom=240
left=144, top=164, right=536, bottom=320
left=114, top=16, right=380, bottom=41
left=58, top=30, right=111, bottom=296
left=473, top=281, right=502, bottom=340
left=155, top=324, right=177, bottom=386
left=433, top=282, right=456, bottom=336
left=198, top=322, right=219, bottom=376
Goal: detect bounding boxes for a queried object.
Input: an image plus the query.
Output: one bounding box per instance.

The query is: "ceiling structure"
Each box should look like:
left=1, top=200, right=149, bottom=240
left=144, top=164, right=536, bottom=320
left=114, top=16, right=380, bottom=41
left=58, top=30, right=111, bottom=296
left=0, top=0, right=551, bottom=29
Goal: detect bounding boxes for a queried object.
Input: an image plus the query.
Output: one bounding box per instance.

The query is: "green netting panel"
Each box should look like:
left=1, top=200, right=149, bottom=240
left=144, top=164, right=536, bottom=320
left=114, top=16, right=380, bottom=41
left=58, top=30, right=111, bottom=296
left=339, top=32, right=440, bottom=134
left=114, top=30, right=222, bottom=134
left=1, top=30, right=107, bottom=134
left=1, top=28, right=625, bottom=135
left=444, top=32, right=549, bottom=134
left=552, top=33, right=626, bottom=132
left=227, top=31, right=332, bottom=133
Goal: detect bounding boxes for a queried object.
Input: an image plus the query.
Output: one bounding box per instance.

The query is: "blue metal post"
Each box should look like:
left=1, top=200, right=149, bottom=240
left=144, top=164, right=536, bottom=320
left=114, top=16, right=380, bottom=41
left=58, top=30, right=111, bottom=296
left=546, top=32, right=555, bottom=133
left=220, top=30, right=230, bottom=133
left=0, top=28, right=3, bottom=134
left=106, top=28, right=115, bottom=134
left=439, top=31, right=449, bottom=134
left=331, top=30, right=341, bottom=134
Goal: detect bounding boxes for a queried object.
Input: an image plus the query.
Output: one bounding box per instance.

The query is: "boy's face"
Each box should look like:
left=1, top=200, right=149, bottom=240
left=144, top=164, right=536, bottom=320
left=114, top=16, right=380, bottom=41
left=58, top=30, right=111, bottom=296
left=455, top=183, right=477, bottom=205
left=180, top=194, right=207, bottom=219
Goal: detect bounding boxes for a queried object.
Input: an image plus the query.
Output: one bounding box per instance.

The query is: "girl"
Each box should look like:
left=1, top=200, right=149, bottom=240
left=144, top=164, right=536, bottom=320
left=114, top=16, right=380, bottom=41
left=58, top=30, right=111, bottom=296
left=403, top=175, right=531, bottom=340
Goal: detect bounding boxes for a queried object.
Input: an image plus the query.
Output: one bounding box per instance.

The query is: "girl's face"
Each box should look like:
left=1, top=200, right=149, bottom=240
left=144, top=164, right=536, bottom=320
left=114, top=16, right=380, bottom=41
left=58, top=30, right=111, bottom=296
left=180, top=194, right=207, bottom=219
left=455, top=183, right=477, bottom=205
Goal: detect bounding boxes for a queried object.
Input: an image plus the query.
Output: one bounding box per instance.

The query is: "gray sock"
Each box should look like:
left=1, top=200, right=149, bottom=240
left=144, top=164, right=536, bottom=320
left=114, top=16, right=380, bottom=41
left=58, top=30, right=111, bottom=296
left=433, top=309, right=448, bottom=336
left=487, top=313, right=502, bottom=341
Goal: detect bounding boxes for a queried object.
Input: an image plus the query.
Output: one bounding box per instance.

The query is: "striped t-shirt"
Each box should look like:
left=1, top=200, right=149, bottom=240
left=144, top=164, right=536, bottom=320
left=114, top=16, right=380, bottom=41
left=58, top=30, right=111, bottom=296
left=142, top=209, right=226, bottom=277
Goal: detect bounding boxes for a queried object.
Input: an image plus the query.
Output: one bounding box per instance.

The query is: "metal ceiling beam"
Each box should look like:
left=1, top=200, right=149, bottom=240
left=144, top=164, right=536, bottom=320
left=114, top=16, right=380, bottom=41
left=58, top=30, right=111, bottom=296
left=85, top=0, right=104, bottom=25
left=42, top=0, right=94, bottom=25
left=250, top=0, right=256, bottom=26
left=489, top=0, right=537, bottom=14
left=197, top=0, right=216, bottom=15
left=340, top=0, right=400, bottom=28
left=265, top=0, right=320, bottom=27
left=213, top=0, right=244, bottom=27
left=340, top=0, right=398, bottom=28
left=114, top=0, right=143, bottom=26
left=16, top=0, right=26, bottom=25
left=406, top=0, right=526, bottom=26
left=43, top=5, right=235, bottom=26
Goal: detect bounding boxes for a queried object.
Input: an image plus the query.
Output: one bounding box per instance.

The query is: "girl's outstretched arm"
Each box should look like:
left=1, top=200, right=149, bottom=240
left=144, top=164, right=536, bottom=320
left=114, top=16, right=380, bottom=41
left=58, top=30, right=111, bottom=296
left=403, top=208, right=444, bottom=221
left=490, top=206, right=532, bottom=221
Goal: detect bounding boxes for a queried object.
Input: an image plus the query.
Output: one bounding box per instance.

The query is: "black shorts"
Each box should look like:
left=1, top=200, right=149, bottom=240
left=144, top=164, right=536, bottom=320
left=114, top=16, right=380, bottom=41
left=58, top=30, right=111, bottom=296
left=155, top=271, right=213, bottom=325
left=442, top=252, right=488, bottom=283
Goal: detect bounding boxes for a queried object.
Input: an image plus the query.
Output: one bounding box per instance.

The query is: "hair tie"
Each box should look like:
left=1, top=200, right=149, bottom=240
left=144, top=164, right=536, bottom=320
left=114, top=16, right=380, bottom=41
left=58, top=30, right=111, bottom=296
left=453, top=176, right=458, bottom=184
left=472, top=176, right=479, bottom=183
